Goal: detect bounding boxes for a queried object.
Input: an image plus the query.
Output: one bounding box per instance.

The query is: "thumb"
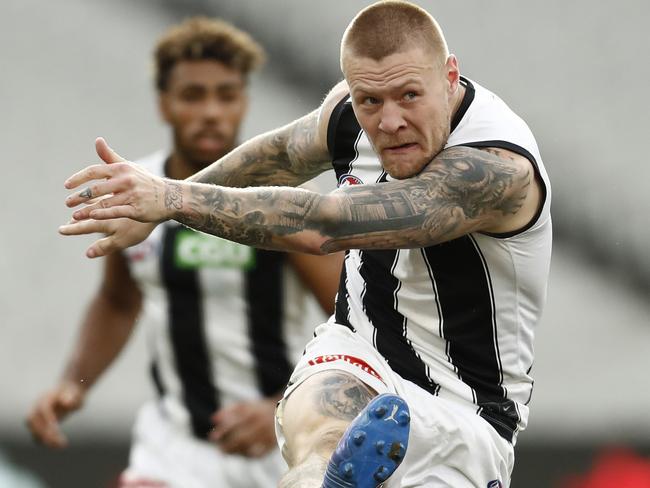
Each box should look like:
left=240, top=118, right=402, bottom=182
left=95, top=137, right=125, bottom=164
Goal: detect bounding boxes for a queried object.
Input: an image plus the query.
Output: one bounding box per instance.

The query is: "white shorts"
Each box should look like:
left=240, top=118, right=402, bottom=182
left=119, top=401, right=286, bottom=488
left=276, top=323, right=515, bottom=488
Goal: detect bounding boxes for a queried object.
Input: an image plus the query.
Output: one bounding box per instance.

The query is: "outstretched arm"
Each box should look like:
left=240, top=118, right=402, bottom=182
left=62, top=82, right=350, bottom=258
left=63, top=145, right=539, bottom=254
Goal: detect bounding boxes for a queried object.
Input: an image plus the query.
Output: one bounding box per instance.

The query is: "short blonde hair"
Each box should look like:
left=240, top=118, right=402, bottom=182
left=154, top=17, right=265, bottom=91
left=340, top=1, right=448, bottom=72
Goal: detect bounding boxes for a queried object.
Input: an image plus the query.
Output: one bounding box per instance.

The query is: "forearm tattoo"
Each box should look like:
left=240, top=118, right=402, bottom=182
left=172, top=146, right=531, bottom=252
left=314, top=373, right=376, bottom=421
left=174, top=184, right=321, bottom=248
left=191, top=110, right=330, bottom=188
left=164, top=181, right=183, bottom=211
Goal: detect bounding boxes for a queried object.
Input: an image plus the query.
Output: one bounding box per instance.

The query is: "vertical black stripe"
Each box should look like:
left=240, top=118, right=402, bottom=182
left=245, top=249, right=292, bottom=396
left=423, top=237, right=517, bottom=441
left=160, top=225, right=218, bottom=439
left=359, top=250, right=439, bottom=395
left=334, top=251, right=354, bottom=331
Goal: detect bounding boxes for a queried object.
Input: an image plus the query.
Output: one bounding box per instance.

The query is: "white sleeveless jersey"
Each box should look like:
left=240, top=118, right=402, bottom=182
left=124, top=152, right=312, bottom=440
left=327, top=77, right=552, bottom=443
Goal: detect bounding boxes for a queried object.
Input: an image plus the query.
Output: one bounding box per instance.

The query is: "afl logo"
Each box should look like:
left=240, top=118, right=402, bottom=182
left=338, top=173, right=363, bottom=187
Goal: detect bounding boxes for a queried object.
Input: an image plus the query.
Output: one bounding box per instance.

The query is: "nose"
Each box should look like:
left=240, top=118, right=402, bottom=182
left=378, top=101, right=406, bottom=134
left=201, top=97, right=222, bottom=122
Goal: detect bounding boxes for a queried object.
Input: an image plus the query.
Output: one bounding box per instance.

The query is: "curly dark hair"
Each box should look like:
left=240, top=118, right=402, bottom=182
left=154, top=16, right=266, bottom=91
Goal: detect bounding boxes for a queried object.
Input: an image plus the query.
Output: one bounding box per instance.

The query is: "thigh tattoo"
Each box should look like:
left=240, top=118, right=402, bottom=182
left=315, top=372, right=376, bottom=421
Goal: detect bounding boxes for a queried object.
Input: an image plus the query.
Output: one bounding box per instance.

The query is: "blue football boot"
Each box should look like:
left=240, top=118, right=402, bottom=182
left=322, top=393, right=410, bottom=488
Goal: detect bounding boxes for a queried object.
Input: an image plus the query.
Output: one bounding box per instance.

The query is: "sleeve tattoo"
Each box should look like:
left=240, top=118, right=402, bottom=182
left=190, top=110, right=331, bottom=188
left=169, top=146, right=532, bottom=253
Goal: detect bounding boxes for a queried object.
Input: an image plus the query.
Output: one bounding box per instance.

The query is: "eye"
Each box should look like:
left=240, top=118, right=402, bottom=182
left=179, top=86, right=205, bottom=102
left=218, top=89, right=240, bottom=103
left=403, top=91, right=418, bottom=101
left=362, top=96, right=380, bottom=106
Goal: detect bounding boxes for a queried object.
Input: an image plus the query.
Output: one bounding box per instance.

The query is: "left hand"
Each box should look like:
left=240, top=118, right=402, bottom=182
left=64, top=137, right=177, bottom=223
left=209, top=398, right=279, bottom=458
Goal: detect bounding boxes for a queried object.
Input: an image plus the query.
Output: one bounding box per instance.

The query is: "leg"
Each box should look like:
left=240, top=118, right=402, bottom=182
left=278, top=371, right=378, bottom=488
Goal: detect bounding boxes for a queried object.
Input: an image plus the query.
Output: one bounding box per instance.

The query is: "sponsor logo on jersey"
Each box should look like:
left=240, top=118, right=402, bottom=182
left=175, top=229, right=254, bottom=269
left=338, top=173, right=363, bottom=187
left=487, top=480, right=503, bottom=488
left=308, top=354, right=383, bottom=382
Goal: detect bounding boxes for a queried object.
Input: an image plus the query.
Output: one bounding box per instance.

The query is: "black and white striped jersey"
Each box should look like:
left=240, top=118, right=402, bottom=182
left=327, top=77, right=552, bottom=443
left=124, top=152, right=313, bottom=440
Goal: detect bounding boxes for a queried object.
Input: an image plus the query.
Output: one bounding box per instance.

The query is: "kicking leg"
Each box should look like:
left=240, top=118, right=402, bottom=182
left=278, top=370, right=410, bottom=488
left=278, top=371, right=377, bottom=488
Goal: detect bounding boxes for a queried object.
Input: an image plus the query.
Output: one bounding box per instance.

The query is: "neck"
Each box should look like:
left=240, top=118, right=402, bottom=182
left=166, top=150, right=202, bottom=180
left=450, top=81, right=466, bottom=121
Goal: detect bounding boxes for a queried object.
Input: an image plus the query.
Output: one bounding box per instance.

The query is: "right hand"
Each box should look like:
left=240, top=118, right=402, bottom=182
left=26, top=381, right=86, bottom=448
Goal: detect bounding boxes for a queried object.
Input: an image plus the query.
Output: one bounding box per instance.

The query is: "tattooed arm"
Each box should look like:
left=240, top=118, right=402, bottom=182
left=64, top=144, right=538, bottom=254
left=161, top=145, right=539, bottom=254
left=187, top=81, right=350, bottom=188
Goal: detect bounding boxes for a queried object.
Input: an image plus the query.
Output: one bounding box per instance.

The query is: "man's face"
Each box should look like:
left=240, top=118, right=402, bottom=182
left=159, top=60, right=248, bottom=169
left=345, top=48, right=457, bottom=179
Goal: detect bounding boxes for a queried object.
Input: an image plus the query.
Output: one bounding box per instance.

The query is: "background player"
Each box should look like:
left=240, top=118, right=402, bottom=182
left=27, top=17, right=342, bottom=488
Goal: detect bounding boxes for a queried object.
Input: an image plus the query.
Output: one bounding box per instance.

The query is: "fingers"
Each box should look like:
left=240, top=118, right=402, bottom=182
left=208, top=403, right=276, bottom=457
left=209, top=407, right=238, bottom=443
left=86, top=234, right=121, bottom=258
left=90, top=205, right=139, bottom=221
left=65, top=176, right=127, bottom=209
left=70, top=193, right=131, bottom=221
left=58, top=218, right=125, bottom=257
left=26, top=396, right=69, bottom=448
left=95, top=137, right=125, bottom=164
left=59, top=219, right=110, bottom=236
left=64, top=164, right=118, bottom=191
left=65, top=138, right=127, bottom=191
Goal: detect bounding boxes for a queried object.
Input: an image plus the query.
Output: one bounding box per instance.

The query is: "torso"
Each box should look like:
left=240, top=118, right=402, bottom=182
left=327, top=77, right=552, bottom=443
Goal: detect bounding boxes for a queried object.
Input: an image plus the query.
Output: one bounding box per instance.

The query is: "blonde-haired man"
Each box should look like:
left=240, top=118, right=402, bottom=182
left=61, top=2, right=551, bottom=487
left=28, top=17, right=341, bottom=488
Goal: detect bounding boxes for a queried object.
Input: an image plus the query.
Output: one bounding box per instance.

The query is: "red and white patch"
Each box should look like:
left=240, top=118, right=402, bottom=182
left=308, top=354, right=383, bottom=381
left=337, top=173, right=364, bottom=187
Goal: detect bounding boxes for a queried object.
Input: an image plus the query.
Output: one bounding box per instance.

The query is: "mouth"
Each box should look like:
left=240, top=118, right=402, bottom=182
left=383, top=142, right=418, bottom=154
left=193, top=132, right=226, bottom=151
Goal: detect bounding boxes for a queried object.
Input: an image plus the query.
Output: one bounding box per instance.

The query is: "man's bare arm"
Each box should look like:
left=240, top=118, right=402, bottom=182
left=166, top=145, right=536, bottom=254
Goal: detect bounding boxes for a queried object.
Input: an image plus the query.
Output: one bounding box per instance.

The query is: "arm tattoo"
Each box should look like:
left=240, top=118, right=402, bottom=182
left=164, top=180, right=183, bottom=211
left=313, top=373, right=376, bottom=421
left=171, top=146, right=531, bottom=252
left=175, top=183, right=321, bottom=248
left=191, top=110, right=330, bottom=188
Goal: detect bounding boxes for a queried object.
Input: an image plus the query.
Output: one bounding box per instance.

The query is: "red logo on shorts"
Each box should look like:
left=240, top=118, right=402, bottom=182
left=308, top=354, right=383, bottom=381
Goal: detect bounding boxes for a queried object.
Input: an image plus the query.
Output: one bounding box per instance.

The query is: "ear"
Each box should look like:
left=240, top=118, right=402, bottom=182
left=445, top=54, right=460, bottom=93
